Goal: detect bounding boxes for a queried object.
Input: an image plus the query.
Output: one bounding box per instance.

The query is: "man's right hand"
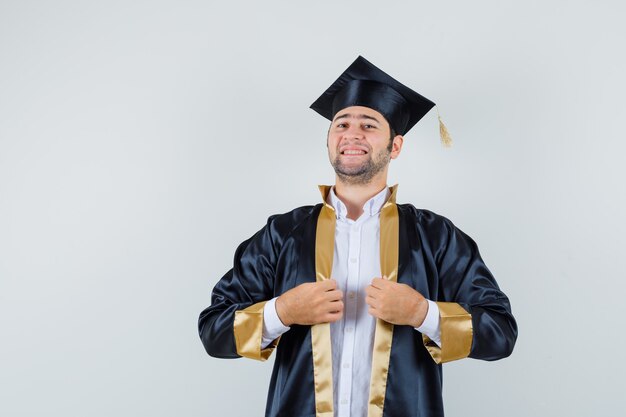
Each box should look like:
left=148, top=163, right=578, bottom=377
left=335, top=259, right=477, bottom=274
left=275, top=279, right=343, bottom=326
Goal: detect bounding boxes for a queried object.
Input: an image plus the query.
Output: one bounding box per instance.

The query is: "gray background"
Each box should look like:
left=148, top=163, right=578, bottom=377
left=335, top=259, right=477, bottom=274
left=1, top=0, right=625, bottom=416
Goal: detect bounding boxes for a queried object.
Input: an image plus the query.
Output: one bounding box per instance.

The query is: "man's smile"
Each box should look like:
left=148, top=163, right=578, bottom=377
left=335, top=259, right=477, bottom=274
left=339, top=145, right=369, bottom=156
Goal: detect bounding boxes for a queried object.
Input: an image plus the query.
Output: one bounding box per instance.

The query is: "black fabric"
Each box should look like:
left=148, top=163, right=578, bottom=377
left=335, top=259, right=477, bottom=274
left=198, top=204, right=517, bottom=417
left=310, top=56, right=436, bottom=135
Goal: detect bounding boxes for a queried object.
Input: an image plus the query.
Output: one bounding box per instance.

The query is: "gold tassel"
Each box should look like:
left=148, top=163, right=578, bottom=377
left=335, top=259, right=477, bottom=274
left=437, top=111, right=453, bottom=148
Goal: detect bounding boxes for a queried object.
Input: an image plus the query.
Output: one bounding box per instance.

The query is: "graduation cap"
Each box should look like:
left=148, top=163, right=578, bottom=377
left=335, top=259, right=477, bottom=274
left=310, top=56, right=452, bottom=146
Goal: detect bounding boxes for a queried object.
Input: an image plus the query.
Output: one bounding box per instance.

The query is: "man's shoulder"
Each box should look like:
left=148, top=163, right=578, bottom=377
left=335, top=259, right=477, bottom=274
left=264, top=203, right=322, bottom=235
left=396, top=203, right=482, bottom=250
left=396, top=203, right=459, bottom=238
left=268, top=203, right=321, bottom=221
left=396, top=203, right=452, bottom=225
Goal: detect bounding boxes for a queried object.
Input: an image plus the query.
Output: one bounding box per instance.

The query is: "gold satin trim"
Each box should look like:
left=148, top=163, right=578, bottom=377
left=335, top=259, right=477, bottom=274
left=233, top=301, right=277, bottom=361
left=423, top=302, right=473, bottom=364
left=311, top=185, right=335, bottom=417
left=368, top=184, right=399, bottom=417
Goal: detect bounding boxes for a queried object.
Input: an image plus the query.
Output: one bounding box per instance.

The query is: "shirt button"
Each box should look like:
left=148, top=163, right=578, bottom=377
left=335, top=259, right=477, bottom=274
left=346, top=327, right=353, bottom=333
left=341, top=399, right=348, bottom=405
left=348, top=291, right=356, bottom=299
left=343, top=363, right=350, bottom=369
left=350, top=258, right=357, bottom=263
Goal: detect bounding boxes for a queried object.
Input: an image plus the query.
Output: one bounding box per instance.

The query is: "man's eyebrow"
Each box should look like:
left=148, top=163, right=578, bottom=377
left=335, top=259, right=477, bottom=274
left=333, top=113, right=381, bottom=123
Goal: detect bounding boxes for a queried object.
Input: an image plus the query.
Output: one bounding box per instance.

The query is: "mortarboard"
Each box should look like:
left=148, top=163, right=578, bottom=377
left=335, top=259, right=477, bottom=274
left=310, top=56, right=452, bottom=146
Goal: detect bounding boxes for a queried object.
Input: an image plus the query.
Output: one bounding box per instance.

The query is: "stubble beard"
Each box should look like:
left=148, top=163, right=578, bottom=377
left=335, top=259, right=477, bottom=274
left=331, top=146, right=391, bottom=186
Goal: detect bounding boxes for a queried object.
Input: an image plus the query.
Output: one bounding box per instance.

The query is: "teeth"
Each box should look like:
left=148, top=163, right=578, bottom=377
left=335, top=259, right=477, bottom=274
left=343, top=150, right=365, bottom=155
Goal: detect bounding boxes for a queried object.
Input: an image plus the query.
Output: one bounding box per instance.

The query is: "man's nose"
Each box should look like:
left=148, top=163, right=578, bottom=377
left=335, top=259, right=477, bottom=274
left=344, top=126, right=365, bottom=140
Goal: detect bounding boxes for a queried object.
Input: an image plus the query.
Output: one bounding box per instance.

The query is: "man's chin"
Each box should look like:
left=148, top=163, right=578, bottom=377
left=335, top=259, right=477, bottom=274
left=333, top=166, right=368, bottom=178
left=335, top=170, right=374, bottom=185
left=332, top=160, right=368, bottom=175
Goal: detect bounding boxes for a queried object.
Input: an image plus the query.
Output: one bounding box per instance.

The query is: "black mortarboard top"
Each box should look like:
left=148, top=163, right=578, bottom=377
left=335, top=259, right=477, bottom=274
left=310, top=56, right=452, bottom=145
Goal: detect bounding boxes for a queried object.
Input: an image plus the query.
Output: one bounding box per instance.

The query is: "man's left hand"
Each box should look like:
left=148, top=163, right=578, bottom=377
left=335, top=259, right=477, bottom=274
left=365, top=277, right=429, bottom=328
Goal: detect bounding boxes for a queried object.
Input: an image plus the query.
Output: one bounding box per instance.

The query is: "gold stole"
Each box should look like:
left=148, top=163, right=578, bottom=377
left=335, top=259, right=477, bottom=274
left=312, top=185, right=399, bottom=417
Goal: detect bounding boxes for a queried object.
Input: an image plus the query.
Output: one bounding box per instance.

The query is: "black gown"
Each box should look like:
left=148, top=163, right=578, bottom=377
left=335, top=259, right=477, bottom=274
left=199, top=187, right=517, bottom=417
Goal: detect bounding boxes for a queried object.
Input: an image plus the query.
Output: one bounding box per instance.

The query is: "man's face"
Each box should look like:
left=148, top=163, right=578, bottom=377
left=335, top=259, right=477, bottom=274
left=327, top=106, right=403, bottom=185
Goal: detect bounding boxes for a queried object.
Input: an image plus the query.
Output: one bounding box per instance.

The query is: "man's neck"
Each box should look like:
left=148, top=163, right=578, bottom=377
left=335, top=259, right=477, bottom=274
left=334, top=176, right=388, bottom=220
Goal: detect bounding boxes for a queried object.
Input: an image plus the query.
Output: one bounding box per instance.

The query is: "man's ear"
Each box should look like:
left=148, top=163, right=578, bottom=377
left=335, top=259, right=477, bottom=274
left=326, top=125, right=331, bottom=148
left=390, top=135, right=404, bottom=159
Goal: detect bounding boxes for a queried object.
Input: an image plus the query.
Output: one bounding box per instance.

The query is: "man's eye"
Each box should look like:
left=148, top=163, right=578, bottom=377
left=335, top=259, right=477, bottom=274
left=336, top=123, right=347, bottom=128
left=364, top=124, right=375, bottom=129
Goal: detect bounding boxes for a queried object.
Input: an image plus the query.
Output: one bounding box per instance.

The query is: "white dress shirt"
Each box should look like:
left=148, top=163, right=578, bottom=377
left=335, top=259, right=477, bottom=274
left=262, top=186, right=441, bottom=417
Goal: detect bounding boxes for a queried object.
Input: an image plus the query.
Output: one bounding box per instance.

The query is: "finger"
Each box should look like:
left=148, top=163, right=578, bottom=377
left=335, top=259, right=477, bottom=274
left=326, top=310, right=343, bottom=323
left=330, top=300, right=344, bottom=313
left=315, top=279, right=335, bottom=291
left=364, top=285, right=378, bottom=297
left=322, top=279, right=338, bottom=290
left=364, top=295, right=377, bottom=308
left=368, top=306, right=380, bottom=318
left=325, top=289, right=343, bottom=301
left=371, top=277, right=387, bottom=289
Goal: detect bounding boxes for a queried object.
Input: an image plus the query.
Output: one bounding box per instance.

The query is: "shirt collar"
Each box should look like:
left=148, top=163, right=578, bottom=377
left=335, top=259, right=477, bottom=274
left=327, top=186, right=390, bottom=220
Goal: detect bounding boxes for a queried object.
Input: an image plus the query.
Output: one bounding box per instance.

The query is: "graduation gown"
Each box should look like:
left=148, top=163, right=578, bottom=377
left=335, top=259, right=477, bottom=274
left=198, top=186, right=517, bottom=417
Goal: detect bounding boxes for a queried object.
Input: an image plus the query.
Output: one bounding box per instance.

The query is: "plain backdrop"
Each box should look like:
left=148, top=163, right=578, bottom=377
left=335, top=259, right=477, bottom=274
left=1, top=1, right=625, bottom=416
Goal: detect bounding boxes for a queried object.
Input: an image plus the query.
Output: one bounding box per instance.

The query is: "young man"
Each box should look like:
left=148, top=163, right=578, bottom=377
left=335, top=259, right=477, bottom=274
left=199, top=56, right=517, bottom=417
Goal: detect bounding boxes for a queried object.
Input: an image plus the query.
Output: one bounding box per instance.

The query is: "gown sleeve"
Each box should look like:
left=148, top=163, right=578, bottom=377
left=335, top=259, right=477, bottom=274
left=198, top=217, right=281, bottom=361
left=422, top=217, right=518, bottom=364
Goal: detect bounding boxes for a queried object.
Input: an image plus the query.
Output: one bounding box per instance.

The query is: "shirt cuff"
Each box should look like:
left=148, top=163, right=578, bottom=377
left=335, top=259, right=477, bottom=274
left=415, top=299, right=441, bottom=347
left=261, top=297, right=291, bottom=349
